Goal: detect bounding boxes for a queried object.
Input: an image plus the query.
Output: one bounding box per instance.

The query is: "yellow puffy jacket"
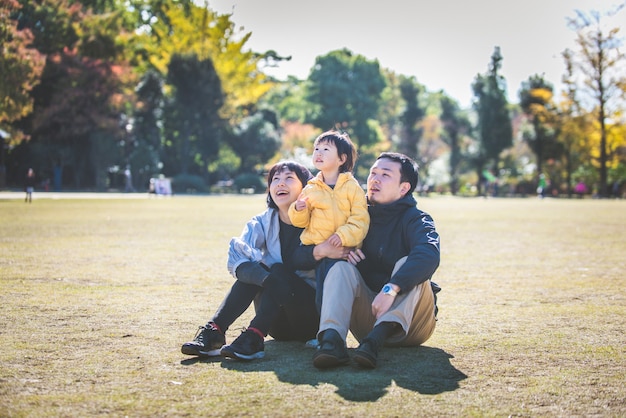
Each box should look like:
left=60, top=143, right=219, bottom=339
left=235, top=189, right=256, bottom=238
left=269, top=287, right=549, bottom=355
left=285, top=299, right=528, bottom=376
left=288, top=172, right=369, bottom=246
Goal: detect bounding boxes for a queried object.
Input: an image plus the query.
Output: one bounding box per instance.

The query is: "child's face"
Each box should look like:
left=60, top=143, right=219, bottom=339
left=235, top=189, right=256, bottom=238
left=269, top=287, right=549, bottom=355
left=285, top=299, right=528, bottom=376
left=313, top=140, right=345, bottom=174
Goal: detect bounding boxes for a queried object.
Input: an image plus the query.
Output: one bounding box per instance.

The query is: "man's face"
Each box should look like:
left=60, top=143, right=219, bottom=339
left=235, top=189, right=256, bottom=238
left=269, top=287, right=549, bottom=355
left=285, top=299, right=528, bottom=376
left=367, top=158, right=411, bottom=205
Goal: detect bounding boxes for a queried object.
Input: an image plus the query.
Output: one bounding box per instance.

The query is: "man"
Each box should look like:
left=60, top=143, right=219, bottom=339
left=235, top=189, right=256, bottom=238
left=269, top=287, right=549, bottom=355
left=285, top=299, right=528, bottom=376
left=307, top=152, right=441, bottom=369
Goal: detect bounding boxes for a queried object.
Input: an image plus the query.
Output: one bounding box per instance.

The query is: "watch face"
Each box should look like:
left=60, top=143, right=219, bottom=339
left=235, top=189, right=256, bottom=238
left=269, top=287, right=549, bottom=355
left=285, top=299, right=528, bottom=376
left=382, top=284, right=396, bottom=296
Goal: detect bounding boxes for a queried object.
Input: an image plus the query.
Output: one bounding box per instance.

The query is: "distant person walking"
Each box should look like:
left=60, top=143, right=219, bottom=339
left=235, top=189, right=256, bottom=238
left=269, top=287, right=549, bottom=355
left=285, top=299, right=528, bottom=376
left=124, top=165, right=136, bottom=192
left=537, top=174, right=547, bottom=199
left=24, top=168, right=36, bottom=203
left=574, top=181, right=587, bottom=199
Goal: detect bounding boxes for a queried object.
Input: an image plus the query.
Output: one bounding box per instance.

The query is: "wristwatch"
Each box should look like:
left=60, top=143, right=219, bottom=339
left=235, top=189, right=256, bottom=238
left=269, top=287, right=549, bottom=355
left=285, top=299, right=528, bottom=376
left=381, top=284, right=398, bottom=297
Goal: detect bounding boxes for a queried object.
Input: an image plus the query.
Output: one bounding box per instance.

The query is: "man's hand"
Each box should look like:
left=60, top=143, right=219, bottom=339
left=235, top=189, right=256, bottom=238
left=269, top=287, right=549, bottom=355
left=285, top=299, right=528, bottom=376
left=328, top=233, right=342, bottom=247
left=371, top=284, right=400, bottom=319
left=346, top=248, right=366, bottom=265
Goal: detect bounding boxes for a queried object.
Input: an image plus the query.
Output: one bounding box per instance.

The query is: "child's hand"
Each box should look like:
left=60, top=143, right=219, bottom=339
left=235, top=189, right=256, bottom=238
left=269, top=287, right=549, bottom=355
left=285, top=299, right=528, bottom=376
left=294, top=194, right=308, bottom=211
left=328, top=233, right=342, bottom=247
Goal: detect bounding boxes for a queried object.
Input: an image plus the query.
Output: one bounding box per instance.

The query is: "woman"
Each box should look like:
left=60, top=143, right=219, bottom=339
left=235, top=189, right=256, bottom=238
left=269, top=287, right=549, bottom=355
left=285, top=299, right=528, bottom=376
left=182, top=161, right=345, bottom=361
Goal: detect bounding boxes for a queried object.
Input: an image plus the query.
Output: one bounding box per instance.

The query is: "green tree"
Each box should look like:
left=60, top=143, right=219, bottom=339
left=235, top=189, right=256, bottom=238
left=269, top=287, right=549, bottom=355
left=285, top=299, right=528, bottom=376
left=398, top=75, right=425, bottom=160
left=162, top=53, right=224, bottom=178
left=471, top=46, right=513, bottom=174
left=440, top=94, right=471, bottom=195
left=128, top=69, right=165, bottom=188
left=229, top=109, right=281, bottom=174
left=564, top=5, right=626, bottom=197
left=306, top=48, right=387, bottom=150
left=260, top=76, right=309, bottom=123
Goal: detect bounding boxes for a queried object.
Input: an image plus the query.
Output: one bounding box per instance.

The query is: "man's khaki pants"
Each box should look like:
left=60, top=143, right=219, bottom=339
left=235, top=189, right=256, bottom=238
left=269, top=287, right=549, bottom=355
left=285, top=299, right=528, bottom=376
left=318, top=257, right=436, bottom=346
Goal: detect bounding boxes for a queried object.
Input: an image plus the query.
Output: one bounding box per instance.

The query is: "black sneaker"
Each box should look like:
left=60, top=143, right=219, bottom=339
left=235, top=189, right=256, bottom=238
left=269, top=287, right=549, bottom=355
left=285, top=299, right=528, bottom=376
left=181, top=322, right=226, bottom=357
left=221, top=329, right=265, bottom=361
left=354, top=338, right=379, bottom=369
left=312, top=329, right=349, bottom=369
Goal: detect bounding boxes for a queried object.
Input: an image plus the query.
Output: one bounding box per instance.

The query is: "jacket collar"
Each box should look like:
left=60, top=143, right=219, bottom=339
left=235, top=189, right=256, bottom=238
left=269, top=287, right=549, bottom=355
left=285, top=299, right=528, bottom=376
left=368, top=194, right=416, bottom=224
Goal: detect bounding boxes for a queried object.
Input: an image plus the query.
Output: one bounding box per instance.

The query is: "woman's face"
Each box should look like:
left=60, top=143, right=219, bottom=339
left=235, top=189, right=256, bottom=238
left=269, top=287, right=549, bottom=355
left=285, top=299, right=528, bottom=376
left=269, top=168, right=304, bottom=209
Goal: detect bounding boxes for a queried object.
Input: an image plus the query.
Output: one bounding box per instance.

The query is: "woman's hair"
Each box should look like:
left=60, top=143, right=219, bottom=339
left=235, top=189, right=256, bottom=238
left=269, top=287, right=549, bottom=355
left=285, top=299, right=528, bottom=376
left=314, top=130, right=357, bottom=173
left=266, top=161, right=313, bottom=209
left=377, top=152, right=419, bottom=195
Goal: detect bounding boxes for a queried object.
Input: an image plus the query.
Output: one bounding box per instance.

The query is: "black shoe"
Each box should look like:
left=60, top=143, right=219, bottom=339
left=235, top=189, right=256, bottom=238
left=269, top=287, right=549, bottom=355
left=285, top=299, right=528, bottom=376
left=221, top=329, right=265, bottom=361
left=354, top=338, right=379, bottom=369
left=312, top=329, right=349, bottom=369
left=181, top=322, right=226, bottom=357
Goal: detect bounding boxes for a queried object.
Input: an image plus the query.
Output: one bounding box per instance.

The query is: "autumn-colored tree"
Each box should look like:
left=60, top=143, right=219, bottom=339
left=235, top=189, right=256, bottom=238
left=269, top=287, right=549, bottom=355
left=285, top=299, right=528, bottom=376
left=31, top=48, right=129, bottom=188
left=9, top=0, right=136, bottom=189
left=0, top=0, right=45, bottom=186
left=557, top=56, right=595, bottom=196
left=138, top=1, right=272, bottom=121
left=518, top=74, right=561, bottom=177
left=564, top=5, right=626, bottom=197
left=0, top=0, right=45, bottom=142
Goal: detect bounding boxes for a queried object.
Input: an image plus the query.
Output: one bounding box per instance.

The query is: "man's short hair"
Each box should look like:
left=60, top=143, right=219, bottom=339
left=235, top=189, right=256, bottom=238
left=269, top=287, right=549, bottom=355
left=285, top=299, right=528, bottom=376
left=376, top=152, right=419, bottom=195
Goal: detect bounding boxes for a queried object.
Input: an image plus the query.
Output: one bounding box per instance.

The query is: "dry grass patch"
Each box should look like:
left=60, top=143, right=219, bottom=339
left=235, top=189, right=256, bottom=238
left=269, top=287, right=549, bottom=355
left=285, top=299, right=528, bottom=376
left=1, top=195, right=624, bottom=417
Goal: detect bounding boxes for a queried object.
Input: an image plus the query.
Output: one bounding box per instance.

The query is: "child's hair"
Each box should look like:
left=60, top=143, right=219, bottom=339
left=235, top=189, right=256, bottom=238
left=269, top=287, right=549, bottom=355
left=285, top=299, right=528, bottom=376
left=314, top=130, right=357, bottom=173
left=377, top=152, right=419, bottom=195
left=266, top=161, right=313, bottom=209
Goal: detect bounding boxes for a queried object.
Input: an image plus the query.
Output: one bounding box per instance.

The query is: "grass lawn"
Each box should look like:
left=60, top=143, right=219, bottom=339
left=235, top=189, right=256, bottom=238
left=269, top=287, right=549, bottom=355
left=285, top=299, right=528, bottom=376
left=1, top=193, right=624, bottom=417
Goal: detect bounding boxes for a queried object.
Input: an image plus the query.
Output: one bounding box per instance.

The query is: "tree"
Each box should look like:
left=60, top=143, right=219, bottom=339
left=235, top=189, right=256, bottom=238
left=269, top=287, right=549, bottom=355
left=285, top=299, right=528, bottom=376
left=229, top=110, right=282, bottom=174
left=518, top=74, right=561, bottom=177
left=397, top=75, right=425, bottom=161
left=471, top=46, right=513, bottom=176
left=8, top=0, right=136, bottom=189
left=440, top=94, right=471, bottom=195
left=0, top=0, right=45, bottom=186
left=0, top=0, right=45, bottom=141
left=137, top=1, right=272, bottom=121
left=128, top=70, right=165, bottom=188
left=30, top=48, right=128, bottom=188
left=260, top=76, right=309, bottom=123
left=564, top=4, right=626, bottom=197
left=306, top=48, right=387, bottom=151
left=163, top=53, right=225, bottom=177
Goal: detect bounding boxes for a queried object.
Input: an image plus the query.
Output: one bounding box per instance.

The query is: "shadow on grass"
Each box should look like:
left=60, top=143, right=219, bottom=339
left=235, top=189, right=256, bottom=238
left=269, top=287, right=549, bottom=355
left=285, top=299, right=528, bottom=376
left=214, top=341, right=467, bottom=402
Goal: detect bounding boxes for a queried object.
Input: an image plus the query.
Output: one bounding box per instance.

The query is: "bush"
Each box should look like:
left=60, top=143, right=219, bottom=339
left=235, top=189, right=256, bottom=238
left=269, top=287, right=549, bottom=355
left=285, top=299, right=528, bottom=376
left=233, top=173, right=265, bottom=194
left=171, top=174, right=208, bottom=194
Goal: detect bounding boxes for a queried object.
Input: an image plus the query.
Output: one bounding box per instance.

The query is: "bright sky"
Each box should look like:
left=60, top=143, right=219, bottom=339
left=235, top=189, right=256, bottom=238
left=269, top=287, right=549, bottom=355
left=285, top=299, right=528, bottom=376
left=210, top=0, right=625, bottom=108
